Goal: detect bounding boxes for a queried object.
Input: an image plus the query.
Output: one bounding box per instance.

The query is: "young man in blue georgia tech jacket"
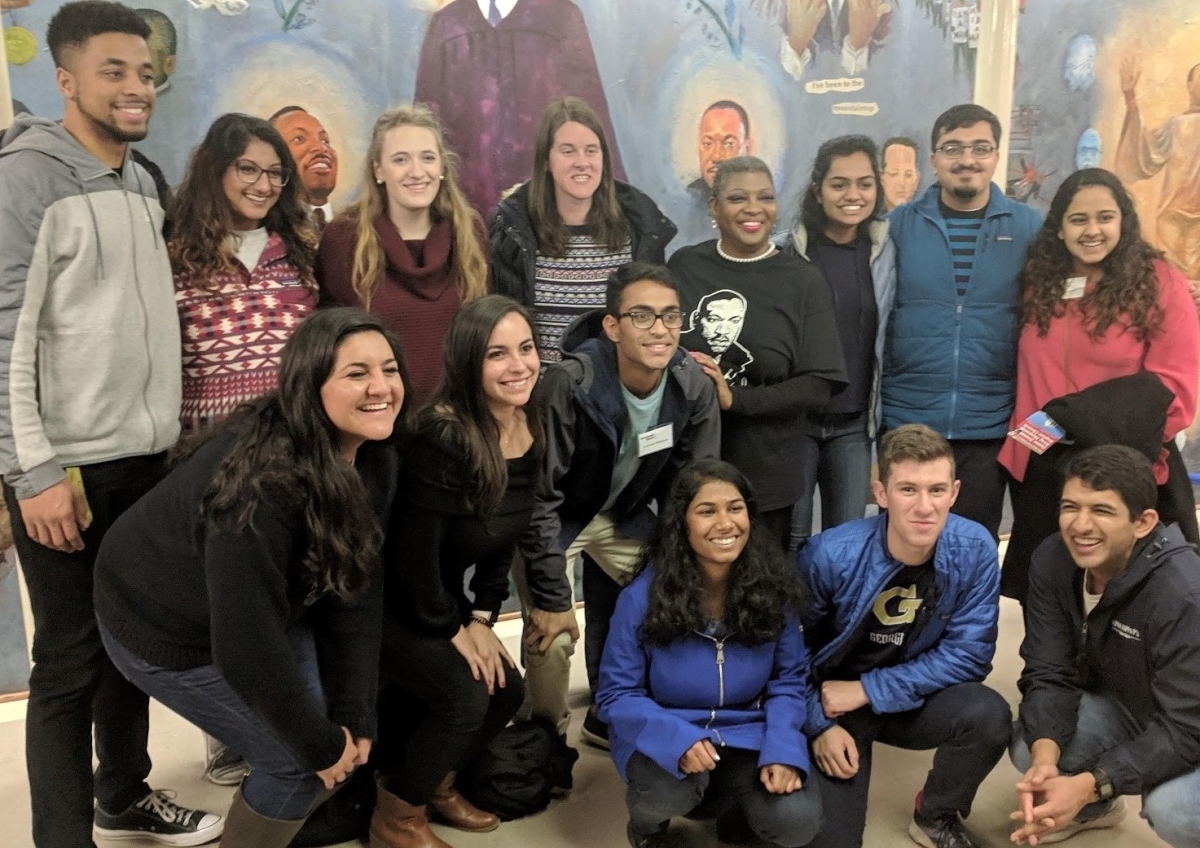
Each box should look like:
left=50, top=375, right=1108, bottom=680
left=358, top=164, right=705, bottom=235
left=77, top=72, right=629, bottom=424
left=797, top=424, right=1010, bottom=848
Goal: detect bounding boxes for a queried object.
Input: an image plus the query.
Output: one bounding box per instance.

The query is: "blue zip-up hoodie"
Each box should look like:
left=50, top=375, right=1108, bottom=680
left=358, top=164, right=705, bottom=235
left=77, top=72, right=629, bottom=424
left=596, top=568, right=811, bottom=782
left=796, top=513, right=999, bottom=738
left=881, top=183, right=1042, bottom=439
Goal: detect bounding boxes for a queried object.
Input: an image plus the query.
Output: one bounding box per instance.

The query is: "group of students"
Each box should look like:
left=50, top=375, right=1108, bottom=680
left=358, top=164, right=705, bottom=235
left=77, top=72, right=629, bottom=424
left=2, top=3, right=1200, bottom=848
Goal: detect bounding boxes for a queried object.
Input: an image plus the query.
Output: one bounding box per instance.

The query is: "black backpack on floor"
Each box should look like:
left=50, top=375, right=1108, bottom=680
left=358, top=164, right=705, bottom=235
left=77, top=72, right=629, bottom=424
left=456, top=717, right=579, bottom=821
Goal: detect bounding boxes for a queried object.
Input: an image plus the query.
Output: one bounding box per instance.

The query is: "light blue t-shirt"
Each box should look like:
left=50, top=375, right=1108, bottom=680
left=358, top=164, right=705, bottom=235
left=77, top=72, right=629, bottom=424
left=603, top=374, right=668, bottom=511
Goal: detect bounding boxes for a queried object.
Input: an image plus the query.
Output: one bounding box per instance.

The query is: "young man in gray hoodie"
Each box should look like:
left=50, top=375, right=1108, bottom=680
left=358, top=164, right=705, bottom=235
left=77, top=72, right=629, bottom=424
left=0, top=3, right=221, bottom=846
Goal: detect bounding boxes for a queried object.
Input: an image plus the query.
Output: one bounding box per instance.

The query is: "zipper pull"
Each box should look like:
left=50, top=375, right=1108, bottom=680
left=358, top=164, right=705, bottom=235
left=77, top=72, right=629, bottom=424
left=716, top=640, right=725, bottom=665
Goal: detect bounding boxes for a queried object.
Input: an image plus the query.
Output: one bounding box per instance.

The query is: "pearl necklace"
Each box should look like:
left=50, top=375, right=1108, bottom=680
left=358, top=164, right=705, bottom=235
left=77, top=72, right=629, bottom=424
left=716, top=239, right=777, bottom=263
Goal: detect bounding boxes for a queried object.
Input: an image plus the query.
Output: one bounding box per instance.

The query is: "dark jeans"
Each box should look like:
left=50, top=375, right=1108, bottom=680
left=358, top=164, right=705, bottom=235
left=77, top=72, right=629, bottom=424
left=101, top=624, right=328, bottom=820
left=582, top=552, right=622, bottom=695
left=807, top=682, right=1011, bottom=848
left=948, top=438, right=1008, bottom=540
left=626, top=748, right=822, bottom=848
left=790, top=411, right=873, bottom=554
left=759, top=505, right=797, bottom=555
left=376, top=614, right=525, bottom=804
left=5, top=453, right=166, bottom=848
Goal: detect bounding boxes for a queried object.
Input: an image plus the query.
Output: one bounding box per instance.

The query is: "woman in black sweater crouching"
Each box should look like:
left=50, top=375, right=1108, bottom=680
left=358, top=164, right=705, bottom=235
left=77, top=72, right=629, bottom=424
left=371, top=295, right=543, bottom=848
left=95, top=308, right=409, bottom=848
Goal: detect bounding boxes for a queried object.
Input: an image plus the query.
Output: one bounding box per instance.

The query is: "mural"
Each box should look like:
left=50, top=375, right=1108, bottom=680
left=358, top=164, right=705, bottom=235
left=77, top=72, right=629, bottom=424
left=7, top=0, right=975, bottom=245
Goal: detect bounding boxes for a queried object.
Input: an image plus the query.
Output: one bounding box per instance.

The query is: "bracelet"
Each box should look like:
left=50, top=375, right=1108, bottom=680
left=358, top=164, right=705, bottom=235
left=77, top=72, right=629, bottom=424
left=469, top=613, right=495, bottom=629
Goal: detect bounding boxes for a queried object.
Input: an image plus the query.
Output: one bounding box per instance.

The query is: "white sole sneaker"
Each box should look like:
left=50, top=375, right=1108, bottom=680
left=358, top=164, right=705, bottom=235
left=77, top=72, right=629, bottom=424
left=1029, top=797, right=1127, bottom=844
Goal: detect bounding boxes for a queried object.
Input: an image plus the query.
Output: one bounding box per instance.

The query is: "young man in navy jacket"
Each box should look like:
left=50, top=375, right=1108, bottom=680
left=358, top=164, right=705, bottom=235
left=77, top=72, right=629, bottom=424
left=797, top=424, right=1010, bottom=848
left=1011, top=445, right=1200, bottom=847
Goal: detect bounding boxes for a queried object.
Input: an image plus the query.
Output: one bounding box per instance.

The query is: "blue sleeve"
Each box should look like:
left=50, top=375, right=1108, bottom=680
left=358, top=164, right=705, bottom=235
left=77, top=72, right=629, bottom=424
left=860, top=536, right=999, bottom=713
left=595, top=583, right=707, bottom=779
left=795, top=540, right=837, bottom=738
left=758, top=612, right=812, bottom=777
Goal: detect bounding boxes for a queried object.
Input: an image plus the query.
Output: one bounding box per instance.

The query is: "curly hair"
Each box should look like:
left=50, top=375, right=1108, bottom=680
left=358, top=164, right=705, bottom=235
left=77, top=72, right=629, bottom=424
left=175, top=308, right=411, bottom=600
left=797, top=135, right=883, bottom=236
left=412, top=295, right=545, bottom=513
left=168, top=113, right=317, bottom=291
left=1021, top=168, right=1164, bottom=342
left=637, top=459, right=807, bottom=647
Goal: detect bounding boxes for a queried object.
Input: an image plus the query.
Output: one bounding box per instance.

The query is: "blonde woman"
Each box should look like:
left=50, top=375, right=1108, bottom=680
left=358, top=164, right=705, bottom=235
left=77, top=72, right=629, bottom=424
left=318, top=104, right=489, bottom=407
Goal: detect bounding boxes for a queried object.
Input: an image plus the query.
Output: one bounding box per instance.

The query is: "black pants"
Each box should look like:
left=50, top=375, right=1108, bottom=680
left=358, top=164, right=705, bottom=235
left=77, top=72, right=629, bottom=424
left=948, top=438, right=1008, bottom=540
left=376, top=615, right=525, bottom=805
left=582, top=553, right=622, bottom=695
left=5, top=453, right=167, bottom=848
left=759, top=505, right=796, bottom=554
left=626, top=748, right=822, bottom=848
left=807, top=682, right=1011, bottom=848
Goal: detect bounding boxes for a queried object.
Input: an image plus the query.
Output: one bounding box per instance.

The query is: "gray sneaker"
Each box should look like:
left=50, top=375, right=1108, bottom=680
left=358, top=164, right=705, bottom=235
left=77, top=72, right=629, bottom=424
left=1031, top=797, right=1127, bottom=844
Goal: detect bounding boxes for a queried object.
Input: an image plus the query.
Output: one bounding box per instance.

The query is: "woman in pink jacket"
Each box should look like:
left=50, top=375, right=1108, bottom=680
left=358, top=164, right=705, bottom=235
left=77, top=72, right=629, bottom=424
left=999, top=168, right=1200, bottom=601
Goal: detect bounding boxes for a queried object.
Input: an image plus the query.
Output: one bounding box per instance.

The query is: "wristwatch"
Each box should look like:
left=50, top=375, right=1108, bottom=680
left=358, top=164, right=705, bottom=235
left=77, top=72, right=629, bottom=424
left=469, top=610, right=498, bottom=629
left=1089, top=767, right=1114, bottom=801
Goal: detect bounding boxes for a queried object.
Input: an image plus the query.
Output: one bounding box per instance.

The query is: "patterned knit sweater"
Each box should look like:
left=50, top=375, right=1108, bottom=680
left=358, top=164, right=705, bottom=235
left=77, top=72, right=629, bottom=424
left=174, top=233, right=317, bottom=431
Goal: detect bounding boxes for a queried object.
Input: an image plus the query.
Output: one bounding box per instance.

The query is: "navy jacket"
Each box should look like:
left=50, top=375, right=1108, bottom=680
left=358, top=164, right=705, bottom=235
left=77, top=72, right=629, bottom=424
left=596, top=568, right=811, bottom=782
left=796, top=513, right=1000, bottom=737
left=881, top=183, right=1042, bottom=439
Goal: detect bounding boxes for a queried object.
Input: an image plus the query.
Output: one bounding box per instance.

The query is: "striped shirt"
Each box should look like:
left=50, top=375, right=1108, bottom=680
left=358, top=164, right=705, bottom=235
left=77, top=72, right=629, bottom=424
left=533, top=225, right=632, bottom=361
left=940, top=200, right=986, bottom=298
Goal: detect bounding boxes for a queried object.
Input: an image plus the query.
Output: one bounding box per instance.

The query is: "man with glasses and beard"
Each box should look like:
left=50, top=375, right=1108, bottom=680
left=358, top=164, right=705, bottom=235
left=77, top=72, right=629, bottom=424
left=880, top=104, right=1042, bottom=541
left=0, top=3, right=221, bottom=846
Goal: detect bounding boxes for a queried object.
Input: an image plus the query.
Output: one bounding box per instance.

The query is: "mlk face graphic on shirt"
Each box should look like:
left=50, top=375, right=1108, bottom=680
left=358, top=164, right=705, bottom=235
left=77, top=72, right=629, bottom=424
left=684, top=288, right=754, bottom=383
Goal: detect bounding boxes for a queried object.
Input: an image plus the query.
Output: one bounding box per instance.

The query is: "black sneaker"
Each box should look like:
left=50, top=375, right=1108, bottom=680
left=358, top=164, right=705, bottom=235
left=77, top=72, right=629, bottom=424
left=580, top=706, right=610, bottom=750
left=908, top=810, right=982, bottom=848
left=715, top=804, right=755, bottom=844
left=627, top=820, right=668, bottom=847
left=94, top=790, right=224, bottom=846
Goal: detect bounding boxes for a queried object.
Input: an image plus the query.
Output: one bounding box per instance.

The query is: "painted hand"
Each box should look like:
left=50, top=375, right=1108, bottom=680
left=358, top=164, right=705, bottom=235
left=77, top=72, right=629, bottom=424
left=786, top=0, right=828, bottom=57
left=848, top=0, right=889, bottom=52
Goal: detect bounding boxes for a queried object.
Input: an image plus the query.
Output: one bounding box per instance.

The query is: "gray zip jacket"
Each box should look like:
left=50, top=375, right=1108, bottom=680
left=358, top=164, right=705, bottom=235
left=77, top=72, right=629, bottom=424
left=0, top=116, right=181, bottom=499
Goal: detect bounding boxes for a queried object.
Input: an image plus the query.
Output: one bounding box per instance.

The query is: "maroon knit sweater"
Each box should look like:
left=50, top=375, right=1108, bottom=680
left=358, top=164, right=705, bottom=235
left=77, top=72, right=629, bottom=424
left=317, top=214, right=470, bottom=408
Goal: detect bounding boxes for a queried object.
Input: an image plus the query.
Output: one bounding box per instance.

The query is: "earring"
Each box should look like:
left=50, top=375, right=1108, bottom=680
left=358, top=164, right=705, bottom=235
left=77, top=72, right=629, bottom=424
left=710, top=219, right=717, bottom=229
left=438, top=175, right=445, bottom=181
left=376, top=179, right=383, bottom=184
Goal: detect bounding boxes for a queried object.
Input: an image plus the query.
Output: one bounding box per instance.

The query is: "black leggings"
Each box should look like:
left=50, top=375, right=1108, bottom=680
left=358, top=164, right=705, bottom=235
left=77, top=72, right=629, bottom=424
left=376, top=615, right=524, bottom=805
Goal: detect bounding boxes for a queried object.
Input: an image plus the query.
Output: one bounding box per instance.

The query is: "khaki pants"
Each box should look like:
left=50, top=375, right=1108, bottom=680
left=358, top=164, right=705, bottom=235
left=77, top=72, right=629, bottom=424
left=514, top=511, right=642, bottom=734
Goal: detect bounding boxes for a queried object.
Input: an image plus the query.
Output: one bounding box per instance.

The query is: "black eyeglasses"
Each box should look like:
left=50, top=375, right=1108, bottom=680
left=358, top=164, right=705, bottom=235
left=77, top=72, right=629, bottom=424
left=231, top=159, right=291, bottom=187
left=618, top=309, right=684, bottom=330
left=933, top=142, right=997, bottom=159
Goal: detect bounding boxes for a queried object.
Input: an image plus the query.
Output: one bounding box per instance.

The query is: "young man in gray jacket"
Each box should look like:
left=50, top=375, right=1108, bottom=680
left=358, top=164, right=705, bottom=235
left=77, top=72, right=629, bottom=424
left=0, top=3, right=220, bottom=846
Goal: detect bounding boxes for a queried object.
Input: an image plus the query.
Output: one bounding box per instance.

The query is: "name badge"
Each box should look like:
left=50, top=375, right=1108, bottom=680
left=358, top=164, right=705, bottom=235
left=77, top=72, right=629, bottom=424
left=1063, top=276, right=1087, bottom=300
left=637, top=424, right=674, bottom=457
left=1008, top=410, right=1066, bottom=455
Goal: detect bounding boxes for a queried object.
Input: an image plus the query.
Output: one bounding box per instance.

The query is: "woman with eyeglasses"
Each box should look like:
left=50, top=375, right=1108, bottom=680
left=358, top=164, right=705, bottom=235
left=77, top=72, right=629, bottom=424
left=168, top=112, right=318, bottom=435
left=668, top=156, right=848, bottom=551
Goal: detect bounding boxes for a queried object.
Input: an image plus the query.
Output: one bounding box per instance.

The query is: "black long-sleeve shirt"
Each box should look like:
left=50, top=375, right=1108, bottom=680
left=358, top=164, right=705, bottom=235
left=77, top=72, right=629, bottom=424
left=95, top=432, right=397, bottom=771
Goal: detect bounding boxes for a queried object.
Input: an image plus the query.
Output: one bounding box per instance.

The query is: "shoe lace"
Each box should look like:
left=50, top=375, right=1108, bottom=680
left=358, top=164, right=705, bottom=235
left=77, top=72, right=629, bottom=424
left=135, top=790, right=195, bottom=826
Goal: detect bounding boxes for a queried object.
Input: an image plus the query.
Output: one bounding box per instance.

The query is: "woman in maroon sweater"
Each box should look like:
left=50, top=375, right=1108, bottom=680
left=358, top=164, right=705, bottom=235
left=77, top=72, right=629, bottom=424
left=318, top=104, right=490, bottom=408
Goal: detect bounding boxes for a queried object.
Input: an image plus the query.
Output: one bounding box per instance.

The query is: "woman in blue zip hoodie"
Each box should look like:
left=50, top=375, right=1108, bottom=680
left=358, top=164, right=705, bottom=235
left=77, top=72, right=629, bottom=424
left=597, top=459, right=821, bottom=848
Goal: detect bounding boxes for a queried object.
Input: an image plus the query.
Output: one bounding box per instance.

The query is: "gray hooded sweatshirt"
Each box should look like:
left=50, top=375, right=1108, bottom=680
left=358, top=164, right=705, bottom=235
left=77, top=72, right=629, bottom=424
left=0, top=116, right=181, bottom=499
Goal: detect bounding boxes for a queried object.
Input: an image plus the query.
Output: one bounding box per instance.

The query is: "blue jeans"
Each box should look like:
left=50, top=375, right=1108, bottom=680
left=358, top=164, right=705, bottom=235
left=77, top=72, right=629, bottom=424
left=101, top=624, right=329, bottom=821
left=1011, top=692, right=1200, bottom=847
left=790, top=411, right=873, bottom=554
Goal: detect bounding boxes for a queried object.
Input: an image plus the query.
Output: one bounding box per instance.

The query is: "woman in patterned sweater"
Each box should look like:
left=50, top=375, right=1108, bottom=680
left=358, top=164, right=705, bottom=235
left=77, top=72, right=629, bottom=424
left=168, top=112, right=319, bottom=435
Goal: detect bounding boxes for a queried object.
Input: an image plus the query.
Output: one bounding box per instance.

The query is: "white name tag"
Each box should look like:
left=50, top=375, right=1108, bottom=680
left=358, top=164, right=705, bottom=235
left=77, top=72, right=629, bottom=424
left=1063, top=276, right=1087, bottom=300
left=637, top=424, right=674, bottom=457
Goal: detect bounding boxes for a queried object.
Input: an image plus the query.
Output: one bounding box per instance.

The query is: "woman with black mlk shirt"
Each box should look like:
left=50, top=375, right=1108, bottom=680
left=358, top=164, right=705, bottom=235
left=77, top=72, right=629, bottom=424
left=669, top=156, right=848, bottom=550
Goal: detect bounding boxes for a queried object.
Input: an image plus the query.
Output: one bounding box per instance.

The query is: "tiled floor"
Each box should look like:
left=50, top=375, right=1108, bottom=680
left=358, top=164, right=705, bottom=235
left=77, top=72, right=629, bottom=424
left=0, top=592, right=1171, bottom=847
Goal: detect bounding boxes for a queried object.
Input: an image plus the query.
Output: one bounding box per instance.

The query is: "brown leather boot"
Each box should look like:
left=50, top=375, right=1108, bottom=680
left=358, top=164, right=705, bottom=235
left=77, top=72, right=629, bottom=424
left=429, top=771, right=500, bottom=833
left=370, top=776, right=454, bottom=848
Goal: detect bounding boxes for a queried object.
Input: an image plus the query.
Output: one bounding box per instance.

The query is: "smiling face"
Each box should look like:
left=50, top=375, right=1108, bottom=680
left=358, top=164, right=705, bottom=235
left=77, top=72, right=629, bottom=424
left=874, top=458, right=959, bottom=564
left=481, top=311, right=540, bottom=415
left=1058, top=184, right=1122, bottom=278
left=881, top=143, right=919, bottom=210
left=547, top=120, right=603, bottom=209
left=57, top=32, right=156, bottom=146
left=687, top=480, right=751, bottom=579
left=710, top=170, right=776, bottom=258
left=819, top=151, right=878, bottom=238
left=698, top=107, right=750, bottom=188
left=602, top=280, right=681, bottom=385
left=374, top=124, right=443, bottom=216
left=1059, top=477, right=1156, bottom=578
left=320, top=330, right=405, bottom=460
left=931, top=120, right=998, bottom=207
left=274, top=110, right=339, bottom=205
left=222, top=138, right=283, bottom=232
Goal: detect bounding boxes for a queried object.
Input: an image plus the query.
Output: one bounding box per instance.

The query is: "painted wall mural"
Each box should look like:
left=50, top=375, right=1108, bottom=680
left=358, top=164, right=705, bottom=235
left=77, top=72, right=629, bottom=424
left=7, top=0, right=977, bottom=246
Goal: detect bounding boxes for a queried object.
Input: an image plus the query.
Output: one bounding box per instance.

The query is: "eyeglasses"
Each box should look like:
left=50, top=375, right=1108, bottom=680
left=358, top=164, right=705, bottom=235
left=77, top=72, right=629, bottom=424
left=618, top=309, right=684, bottom=330
left=231, top=160, right=291, bottom=187
left=934, top=142, right=997, bottom=159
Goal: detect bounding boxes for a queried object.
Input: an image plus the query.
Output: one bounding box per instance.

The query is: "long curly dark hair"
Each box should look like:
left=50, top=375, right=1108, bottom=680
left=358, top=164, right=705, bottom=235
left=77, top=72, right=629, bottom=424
left=1021, top=168, right=1164, bottom=342
left=637, top=459, right=807, bottom=647
left=168, top=113, right=317, bottom=291
left=176, top=308, right=411, bottom=600
left=796, top=134, right=883, bottom=236
left=412, top=295, right=546, bottom=513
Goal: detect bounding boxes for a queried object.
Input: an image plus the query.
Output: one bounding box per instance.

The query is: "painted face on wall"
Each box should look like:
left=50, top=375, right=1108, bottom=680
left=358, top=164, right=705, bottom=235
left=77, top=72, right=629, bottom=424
left=881, top=142, right=919, bottom=210
left=1063, top=34, right=1097, bottom=92
left=698, top=106, right=750, bottom=188
left=136, top=10, right=178, bottom=91
left=1075, top=128, right=1102, bottom=170
left=273, top=109, right=339, bottom=206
